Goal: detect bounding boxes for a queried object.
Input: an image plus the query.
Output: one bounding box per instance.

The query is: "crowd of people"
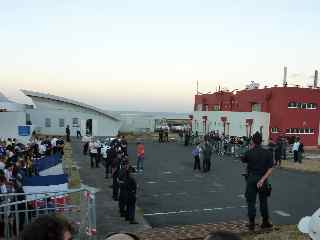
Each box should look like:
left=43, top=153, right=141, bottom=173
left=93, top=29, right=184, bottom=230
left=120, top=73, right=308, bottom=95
left=0, top=135, right=65, bottom=237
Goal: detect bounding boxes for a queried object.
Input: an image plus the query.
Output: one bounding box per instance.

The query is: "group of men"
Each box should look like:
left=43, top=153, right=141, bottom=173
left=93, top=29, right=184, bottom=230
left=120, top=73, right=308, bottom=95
left=82, top=136, right=140, bottom=224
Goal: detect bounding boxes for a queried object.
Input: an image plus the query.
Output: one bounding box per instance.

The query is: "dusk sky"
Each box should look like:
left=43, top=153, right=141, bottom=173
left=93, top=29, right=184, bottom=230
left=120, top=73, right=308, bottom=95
left=1, top=0, right=320, bottom=112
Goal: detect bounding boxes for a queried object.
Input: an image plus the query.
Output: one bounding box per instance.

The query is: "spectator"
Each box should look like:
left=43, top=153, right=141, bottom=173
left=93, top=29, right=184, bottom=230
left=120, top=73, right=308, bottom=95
left=136, top=142, right=145, bottom=172
left=292, top=137, right=300, bottom=163
left=20, top=214, right=75, bottom=240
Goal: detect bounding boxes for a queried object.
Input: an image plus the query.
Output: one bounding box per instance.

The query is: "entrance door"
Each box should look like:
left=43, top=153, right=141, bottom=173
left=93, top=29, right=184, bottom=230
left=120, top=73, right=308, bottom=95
left=92, top=119, right=98, bottom=136
left=86, top=119, right=93, bottom=136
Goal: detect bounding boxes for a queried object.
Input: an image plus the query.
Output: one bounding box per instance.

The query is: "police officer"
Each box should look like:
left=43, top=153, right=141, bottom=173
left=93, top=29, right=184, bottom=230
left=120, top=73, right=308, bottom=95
left=118, top=164, right=129, bottom=218
left=112, top=159, right=120, bottom=201
left=241, top=132, right=273, bottom=231
left=202, top=136, right=213, bottom=172
left=126, top=171, right=138, bottom=224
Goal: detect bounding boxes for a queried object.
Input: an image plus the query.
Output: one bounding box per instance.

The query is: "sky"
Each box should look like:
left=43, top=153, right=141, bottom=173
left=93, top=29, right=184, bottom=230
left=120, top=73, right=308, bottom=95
left=1, top=0, right=320, bottom=112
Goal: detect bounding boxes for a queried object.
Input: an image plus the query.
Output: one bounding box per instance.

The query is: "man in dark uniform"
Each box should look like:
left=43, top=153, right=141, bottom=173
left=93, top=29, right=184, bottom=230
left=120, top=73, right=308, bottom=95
left=126, top=171, right=138, bottom=224
left=118, top=165, right=129, bottom=218
left=66, top=125, right=71, bottom=142
left=202, top=136, right=213, bottom=172
left=112, top=161, right=120, bottom=201
left=242, top=132, right=273, bottom=231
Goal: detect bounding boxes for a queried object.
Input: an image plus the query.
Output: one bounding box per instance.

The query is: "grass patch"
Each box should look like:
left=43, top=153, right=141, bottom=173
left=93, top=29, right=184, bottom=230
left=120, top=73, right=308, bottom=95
left=241, top=225, right=309, bottom=240
left=281, top=159, right=320, bottom=173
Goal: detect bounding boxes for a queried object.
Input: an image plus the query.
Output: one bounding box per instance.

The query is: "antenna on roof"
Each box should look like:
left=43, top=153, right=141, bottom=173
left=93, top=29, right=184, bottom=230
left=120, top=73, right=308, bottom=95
left=283, top=66, right=288, bottom=86
left=196, top=80, right=199, bottom=95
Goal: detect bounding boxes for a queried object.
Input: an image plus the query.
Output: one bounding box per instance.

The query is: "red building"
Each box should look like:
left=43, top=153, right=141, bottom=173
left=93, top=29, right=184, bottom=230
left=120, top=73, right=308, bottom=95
left=194, top=85, right=320, bottom=146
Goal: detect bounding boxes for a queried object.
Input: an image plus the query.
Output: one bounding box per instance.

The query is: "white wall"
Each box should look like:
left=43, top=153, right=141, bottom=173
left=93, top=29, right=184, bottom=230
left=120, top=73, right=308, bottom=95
left=0, top=111, right=33, bottom=143
left=193, top=111, right=270, bottom=143
left=27, top=109, right=120, bottom=137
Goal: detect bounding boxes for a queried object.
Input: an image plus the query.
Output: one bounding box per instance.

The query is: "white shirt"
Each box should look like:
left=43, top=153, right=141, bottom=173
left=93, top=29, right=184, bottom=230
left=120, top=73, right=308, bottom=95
left=0, top=162, right=5, bottom=170
left=101, top=145, right=110, bottom=159
left=4, top=169, right=12, bottom=182
left=51, top=138, right=58, bottom=147
left=39, top=144, right=46, bottom=154
left=292, top=142, right=300, bottom=152
left=89, top=142, right=98, bottom=154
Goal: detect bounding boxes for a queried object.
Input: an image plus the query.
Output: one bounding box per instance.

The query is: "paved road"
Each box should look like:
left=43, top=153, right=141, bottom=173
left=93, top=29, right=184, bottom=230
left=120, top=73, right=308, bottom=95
left=128, top=142, right=320, bottom=228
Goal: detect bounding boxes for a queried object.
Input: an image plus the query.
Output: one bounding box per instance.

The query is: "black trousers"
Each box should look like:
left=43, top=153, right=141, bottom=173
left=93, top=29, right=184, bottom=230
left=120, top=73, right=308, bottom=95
left=194, top=156, right=201, bottom=170
left=245, top=175, right=269, bottom=221
left=293, top=150, right=298, bottom=162
left=90, top=153, right=98, bottom=167
left=126, top=197, right=136, bottom=221
left=203, top=158, right=211, bottom=172
left=112, top=178, right=119, bottom=200
left=119, top=190, right=128, bottom=216
left=105, top=158, right=111, bottom=177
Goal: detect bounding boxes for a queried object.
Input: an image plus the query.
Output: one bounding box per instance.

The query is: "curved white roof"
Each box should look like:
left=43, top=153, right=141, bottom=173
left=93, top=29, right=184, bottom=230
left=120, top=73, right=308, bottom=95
left=21, top=89, right=120, bottom=121
left=0, top=92, right=9, bottom=102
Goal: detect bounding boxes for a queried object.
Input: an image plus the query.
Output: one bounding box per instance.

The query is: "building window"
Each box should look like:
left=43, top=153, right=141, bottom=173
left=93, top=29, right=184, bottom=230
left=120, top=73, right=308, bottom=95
left=288, top=102, right=297, bottom=108
left=45, top=118, right=51, bottom=128
left=26, top=113, right=32, bottom=125
left=203, top=105, right=209, bottom=111
left=308, top=103, right=317, bottom=109
left=59, top=118, right=65, bottom=128
left=301, top=103, right=307, bottom=109
left=251, top=103, right=261, bottom=112
left=197, top=104, right=202, bottom=111
left=285, top=127, right=315, bottom=135
left=213, top=105, right=220, bottom=111
left=72, top=118, right=80, bottom=127
left=271, top=127, right=279, bottom=133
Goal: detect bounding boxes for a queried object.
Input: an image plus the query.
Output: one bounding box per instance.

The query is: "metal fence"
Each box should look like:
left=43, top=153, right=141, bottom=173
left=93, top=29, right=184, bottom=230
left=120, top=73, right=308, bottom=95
left=0, top=187, right=96, bottom=240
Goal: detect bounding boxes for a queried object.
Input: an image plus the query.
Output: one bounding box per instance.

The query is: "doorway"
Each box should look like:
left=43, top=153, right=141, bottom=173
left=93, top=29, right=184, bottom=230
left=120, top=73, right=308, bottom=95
left=86, top=119, right=93, bottom=136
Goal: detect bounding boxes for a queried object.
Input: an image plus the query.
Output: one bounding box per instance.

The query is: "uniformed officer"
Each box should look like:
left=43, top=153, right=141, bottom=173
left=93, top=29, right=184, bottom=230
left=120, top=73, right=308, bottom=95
left=242, top=132, right=273, bottom=231
left=202, top=136, right=213, bottom=172
left=118, top=165, right=129, bottom=218
left=112, top=162, right=120, bottom=201
left=126, top=171, right=138, bottom=224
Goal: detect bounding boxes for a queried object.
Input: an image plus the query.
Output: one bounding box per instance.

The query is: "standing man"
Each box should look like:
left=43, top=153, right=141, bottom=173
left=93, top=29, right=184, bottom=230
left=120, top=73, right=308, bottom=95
left=136, top=142, right=145, bottom=172
left=89, top=139, right=98, bottom=168
left=126, top=170, right=138, bottom=224
left=66, top=125, right=71, bottom=142
left=118, top=165, right=129, bottom=218
left=202, top=136, right=213, bottom=172
left=121, top=136, right=128, bottom=156
left=241, top=132, right=273, bottom=231
left=292, top=137, right=300, bottom=163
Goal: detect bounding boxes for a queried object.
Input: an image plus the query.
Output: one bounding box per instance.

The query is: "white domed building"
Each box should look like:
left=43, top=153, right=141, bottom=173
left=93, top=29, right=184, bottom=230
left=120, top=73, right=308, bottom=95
left=0, top=90, right=121, bottom=143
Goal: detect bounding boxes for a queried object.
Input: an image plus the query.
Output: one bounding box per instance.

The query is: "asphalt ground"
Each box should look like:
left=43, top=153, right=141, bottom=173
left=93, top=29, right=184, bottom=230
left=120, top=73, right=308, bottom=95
left=128, top=141, right=320, bottom=228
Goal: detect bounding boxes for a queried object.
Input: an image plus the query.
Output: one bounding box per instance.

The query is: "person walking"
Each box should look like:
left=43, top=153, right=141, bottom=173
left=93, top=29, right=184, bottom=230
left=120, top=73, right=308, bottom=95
left=241, top=132, right=273, bottom=231
left=65, top=125, right=71, bottom=142
left=292, top=137, right=300, bottom=163
left=89, top=139, right=98, bottom=168
left=192, top=143, right=201, bottom=170
left=298, top=139, right=304, bottom=164
left=136, top=142, right=145, bottom=172
left=202, top=136, right=213, bottom=172
left=274, top=138, right=282, bottom=167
